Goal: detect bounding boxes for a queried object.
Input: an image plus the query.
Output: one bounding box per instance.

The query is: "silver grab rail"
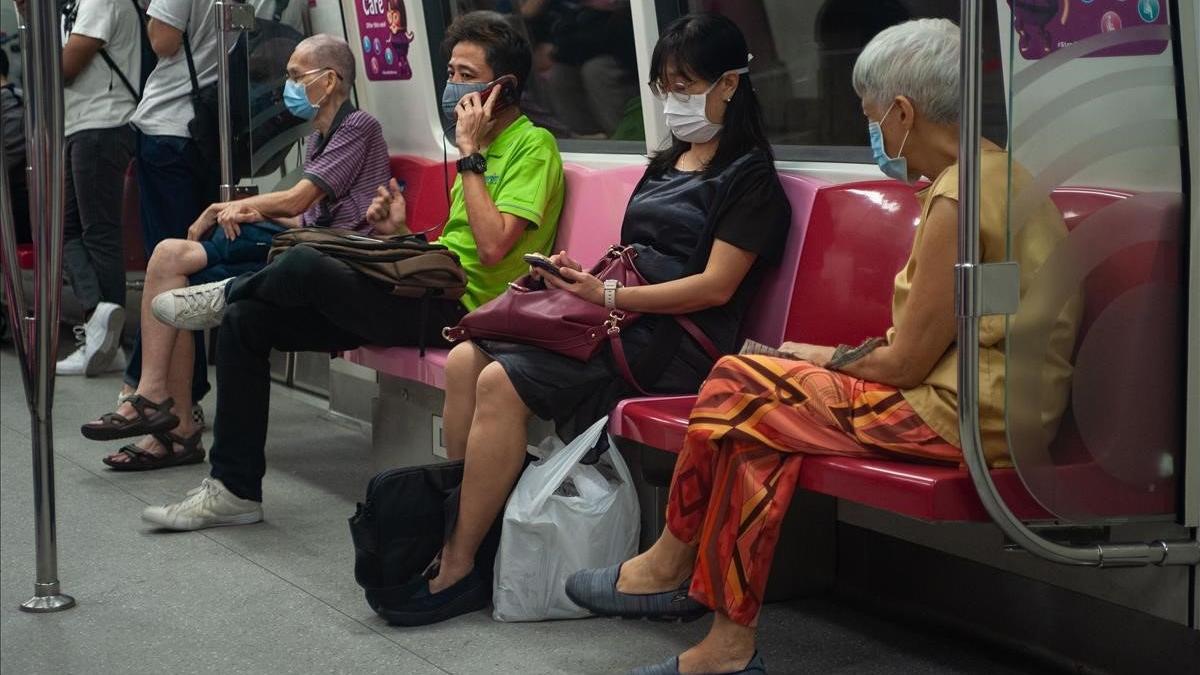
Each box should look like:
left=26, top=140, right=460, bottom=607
left=215, top=0, right=255, bottom=201
left=1, top=0, right=77, bottom=611
left=955, top=0, right=1198, bottom=568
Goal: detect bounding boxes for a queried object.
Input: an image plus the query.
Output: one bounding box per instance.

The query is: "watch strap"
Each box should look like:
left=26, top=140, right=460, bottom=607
left=603, top=279, right=620, bottom=310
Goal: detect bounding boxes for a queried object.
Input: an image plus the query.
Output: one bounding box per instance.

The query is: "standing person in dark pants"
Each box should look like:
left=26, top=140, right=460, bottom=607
left=49, top=0, right=141, bottom=376
left=0, top=48, right=30, bottom=246
left=122, top=0, right=219, bottom=418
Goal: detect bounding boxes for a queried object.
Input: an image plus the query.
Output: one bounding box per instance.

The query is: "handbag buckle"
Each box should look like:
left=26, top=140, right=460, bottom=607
left=605, top=309, right=627, bottom=336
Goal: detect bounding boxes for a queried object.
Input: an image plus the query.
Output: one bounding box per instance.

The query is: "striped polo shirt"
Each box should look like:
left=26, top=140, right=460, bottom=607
left=300, top=102, right=391, bottom=232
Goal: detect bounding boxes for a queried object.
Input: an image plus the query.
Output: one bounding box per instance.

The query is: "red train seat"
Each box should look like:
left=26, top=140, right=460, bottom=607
left=388, top=155, right=458, bottom=240
left=613, top=184, right=1179, bottom=523
left=16, top=161, right=146, bottom=272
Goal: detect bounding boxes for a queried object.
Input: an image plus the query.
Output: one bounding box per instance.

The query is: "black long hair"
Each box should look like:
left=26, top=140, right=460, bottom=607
left=646, top=13, right=774, bottom=178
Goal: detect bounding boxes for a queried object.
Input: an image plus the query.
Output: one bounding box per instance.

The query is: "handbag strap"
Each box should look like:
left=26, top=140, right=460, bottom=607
left=608, top=313, right=719, bottom=396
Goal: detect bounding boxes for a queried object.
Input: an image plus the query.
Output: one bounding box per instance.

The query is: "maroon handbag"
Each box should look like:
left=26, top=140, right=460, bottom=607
left=442, top=246, right=719, bottom=394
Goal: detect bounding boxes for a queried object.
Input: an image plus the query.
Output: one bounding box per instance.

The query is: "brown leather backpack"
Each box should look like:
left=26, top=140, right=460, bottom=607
left=268, top=228, right=467, bottom=301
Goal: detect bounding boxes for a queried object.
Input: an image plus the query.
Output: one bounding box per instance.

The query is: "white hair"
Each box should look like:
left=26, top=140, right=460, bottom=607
left=300, top=34, right=356, bottom=96
left=851, top=18, right=960, bottom=125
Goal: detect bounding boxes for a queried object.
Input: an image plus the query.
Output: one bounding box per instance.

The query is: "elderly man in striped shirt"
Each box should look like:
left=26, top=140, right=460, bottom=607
left=83, top=34, right=394, bottom=471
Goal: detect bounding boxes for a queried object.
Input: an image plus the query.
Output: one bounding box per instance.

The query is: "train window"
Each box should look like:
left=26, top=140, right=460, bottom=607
left=658, top=1, right=1009, bottom=161
left=426, top=1, right=648, bottom=153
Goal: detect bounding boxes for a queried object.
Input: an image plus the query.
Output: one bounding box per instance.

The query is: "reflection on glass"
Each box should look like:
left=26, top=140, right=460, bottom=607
left=451, top=1, right=645, bottom=142
left=232, top=0, right=316, bottom=182
left=682, top=0, right=1008, bottom=149
left=1001, top=2, right=1184, bottom=522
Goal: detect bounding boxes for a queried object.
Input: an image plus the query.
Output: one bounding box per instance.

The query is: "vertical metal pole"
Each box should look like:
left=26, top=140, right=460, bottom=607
left=953, top=1, right=1198, bottom=567
left=215, top=1, right=234, bottom=201
left=15, top=0, right=75, bottom=613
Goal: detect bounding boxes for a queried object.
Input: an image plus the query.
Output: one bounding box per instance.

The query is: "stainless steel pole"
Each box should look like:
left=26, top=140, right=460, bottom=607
left=15, top=0, right=75, bottom=613
left=216, top=0, right=234, bottom=201
left=954, top=0, right=1198, bottom=568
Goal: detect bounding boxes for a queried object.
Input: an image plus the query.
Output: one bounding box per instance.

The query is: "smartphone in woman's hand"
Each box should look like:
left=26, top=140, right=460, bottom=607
left=524, top=253, right=574, bottom=283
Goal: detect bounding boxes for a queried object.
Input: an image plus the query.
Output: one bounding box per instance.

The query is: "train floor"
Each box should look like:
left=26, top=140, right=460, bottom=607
left=1, top=347, right=1041, bottom=674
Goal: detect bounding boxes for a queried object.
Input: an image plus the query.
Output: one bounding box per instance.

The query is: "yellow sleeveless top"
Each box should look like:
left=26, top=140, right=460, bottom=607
left=889, top=149, right=1080, bottom=467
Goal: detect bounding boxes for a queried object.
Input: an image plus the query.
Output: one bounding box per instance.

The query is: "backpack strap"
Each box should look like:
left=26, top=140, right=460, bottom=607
left=182, top=31, right=200, bottom=98
left=97, top=48, right=140, bottom=102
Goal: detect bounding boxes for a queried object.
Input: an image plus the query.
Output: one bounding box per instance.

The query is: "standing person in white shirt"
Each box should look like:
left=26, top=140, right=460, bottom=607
left=119, top=0, right=220, bottom=411
left=44, top=0, right=142, bottom=376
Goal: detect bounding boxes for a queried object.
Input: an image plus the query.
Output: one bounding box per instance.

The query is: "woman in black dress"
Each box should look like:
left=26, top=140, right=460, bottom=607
left=392, top=13, right=792, bottom=625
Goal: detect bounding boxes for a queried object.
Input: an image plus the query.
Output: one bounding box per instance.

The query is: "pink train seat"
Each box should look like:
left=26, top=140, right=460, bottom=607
left=345, top=160, right=641, bottom=387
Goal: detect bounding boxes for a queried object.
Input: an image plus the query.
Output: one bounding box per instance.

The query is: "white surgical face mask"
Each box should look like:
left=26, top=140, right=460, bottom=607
left=661, top=67, right=749, bottom=144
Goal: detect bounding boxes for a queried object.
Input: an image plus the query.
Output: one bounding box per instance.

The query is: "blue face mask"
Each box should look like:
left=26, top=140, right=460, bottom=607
left=868, top=102, right=912, bottom=184
left=440, top=79, right=493, bottom=123
left=283, top=71, right=330, bottom=121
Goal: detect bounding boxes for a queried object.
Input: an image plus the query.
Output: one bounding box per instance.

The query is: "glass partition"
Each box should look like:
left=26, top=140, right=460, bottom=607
left=999, top=0, right=1185, bottom=522
left=232, top=0, right=316, bottom=184
left=665, top=0, right=1008, bottom=160
left=429, top=1, right=646, bottom=149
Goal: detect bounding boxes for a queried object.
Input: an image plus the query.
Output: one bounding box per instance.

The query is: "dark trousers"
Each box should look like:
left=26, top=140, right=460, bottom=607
left=63, top=126, right=134, bottom=312
left=209, top=246, right=468, bottom=501
left=125, top=132, right=218, bottom=401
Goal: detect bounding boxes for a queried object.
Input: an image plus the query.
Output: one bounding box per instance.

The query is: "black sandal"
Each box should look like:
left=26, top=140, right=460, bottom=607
left=81, top=394, right=180, bottom=441
left=102, top=430, right=205, bottom=472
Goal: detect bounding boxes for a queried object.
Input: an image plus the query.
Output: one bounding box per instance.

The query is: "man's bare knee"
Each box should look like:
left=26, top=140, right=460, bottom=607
left=149, top=239, right=203, bottom=275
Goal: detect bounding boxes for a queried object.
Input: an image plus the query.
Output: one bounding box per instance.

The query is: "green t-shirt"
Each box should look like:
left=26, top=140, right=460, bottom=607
left=436, top=115, right=564, bottom=310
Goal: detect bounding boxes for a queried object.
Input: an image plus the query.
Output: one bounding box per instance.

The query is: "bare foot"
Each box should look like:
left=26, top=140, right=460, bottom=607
left=677, top=615, right=757, bottom=674
left=428, top=552, right=472, bottom=594
left=104, top=434, right=169, bottom=464
left=107, top=388, right=172, bottom=422
left=616, top=550, right=692, bottom=595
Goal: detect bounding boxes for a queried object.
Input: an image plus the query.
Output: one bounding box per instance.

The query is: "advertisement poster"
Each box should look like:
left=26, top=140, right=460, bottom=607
left=1010, top=0, right=1169, bottom=60
left=356, top=0, right=414, bottom=81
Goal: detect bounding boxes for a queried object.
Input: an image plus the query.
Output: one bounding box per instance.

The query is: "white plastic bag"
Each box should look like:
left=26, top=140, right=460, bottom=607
left=492, top=417, right=640, bottom=622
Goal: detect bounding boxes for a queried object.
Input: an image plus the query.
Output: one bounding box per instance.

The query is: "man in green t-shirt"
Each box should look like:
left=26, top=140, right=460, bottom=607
left=368, top=13, right=564, bottom=310
left=137, top=13, right=564, bottom=530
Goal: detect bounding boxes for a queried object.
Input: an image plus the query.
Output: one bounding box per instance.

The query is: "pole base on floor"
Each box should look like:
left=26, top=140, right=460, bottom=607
left=19, top=593, right=76, bottom=613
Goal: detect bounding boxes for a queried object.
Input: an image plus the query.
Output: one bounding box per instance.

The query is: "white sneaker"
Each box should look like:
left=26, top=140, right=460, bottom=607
left=83, top=302, right=125, bottom=376
left=141, top=477, right=263, bottom=531
left=108, top=348, right=128, bottom=373
left=192, top=403, right=206, bottom=430
left=56, top=328, right=88, bottom=375
left=152, top=278, right=233, bottom=331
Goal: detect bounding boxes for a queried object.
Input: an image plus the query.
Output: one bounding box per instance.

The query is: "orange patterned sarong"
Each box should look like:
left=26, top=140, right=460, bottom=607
left=665, top=356, right=961, bottom=626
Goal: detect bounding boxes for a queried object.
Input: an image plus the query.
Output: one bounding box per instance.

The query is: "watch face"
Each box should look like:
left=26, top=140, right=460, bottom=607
left=460, top=154, right=486, bottom=173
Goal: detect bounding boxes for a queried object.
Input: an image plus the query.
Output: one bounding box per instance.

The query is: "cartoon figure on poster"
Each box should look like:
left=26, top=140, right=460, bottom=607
left=1009, top=0, right=1168, bottom=60
left=355, top=0, right=414, bottom=80
left=385, top=0, right=414, bottom=79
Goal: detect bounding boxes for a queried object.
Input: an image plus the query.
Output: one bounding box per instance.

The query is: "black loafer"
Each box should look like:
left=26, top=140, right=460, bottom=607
left=565, top=563, right=708, bottom=621
left=378, top=567, right=489, bottom=627
left=629, top=651, right=767, bottom=675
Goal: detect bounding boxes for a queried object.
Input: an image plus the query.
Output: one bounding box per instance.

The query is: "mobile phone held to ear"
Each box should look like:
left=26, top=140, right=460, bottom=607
left=524, top=252, right=573, bottom=283
left=481, top=74, right=519, bottom=113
